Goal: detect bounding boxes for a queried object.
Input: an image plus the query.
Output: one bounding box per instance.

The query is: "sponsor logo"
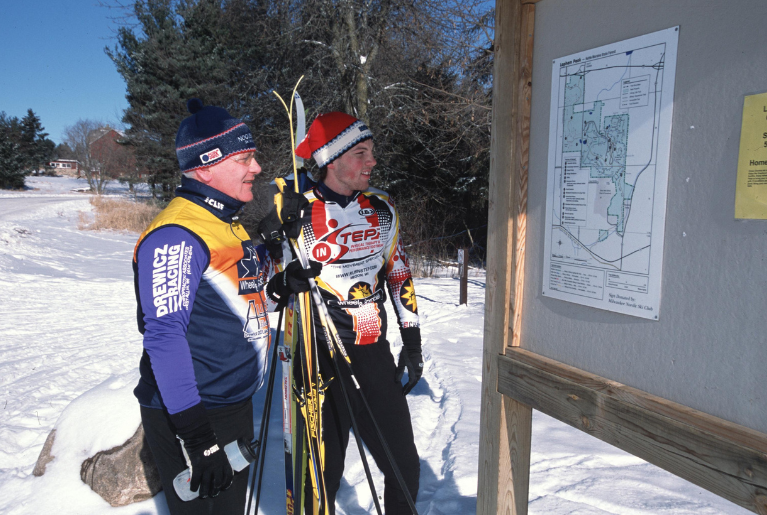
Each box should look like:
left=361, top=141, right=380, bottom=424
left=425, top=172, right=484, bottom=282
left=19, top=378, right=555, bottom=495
left=400, top=277, right=418, bottom=313
left=238, top=243, right=268, bottom=294
left=312, top=241, right=334, bottom=262
left=243, top=299, right=269, bottom=341
left=152, top=242, right=192, bottom=317
left=349, top=282, right=372, bottom=299
left=237, top=134, right=253, bottom=142
left=200, top=148, right=222, bottom=164
left=333, top=287, right=384, bottom=309
left=205, top=197, right=224, bottom=210
left=358, top=207, right=375, bottom=217
left=309, top=223, right=381, bottom=264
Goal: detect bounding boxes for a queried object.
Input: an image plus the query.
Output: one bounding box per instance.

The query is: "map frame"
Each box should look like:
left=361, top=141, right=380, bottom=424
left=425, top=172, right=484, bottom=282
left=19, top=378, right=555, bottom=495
left=542, top=27, right=679, bottom=320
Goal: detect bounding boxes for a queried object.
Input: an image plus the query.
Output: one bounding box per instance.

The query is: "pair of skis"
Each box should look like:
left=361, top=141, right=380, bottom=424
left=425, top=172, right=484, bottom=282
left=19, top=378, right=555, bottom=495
left=273, top=82, right=330, bottom=515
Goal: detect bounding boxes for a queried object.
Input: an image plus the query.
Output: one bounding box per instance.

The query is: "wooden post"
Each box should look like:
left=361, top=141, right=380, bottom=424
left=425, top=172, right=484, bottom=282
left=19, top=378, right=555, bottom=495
left=459, top=247, right=468, bottom=305
left=477, top=1, right=535, bottom=514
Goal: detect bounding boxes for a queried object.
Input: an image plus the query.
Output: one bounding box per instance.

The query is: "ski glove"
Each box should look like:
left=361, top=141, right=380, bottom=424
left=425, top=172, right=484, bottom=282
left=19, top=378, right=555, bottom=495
left=170, top=403, right=233, bottom=499
left=279, top=189, right=310, bottom=240
left=257, top=209, right=285, bottom=260
left=395, top=327, right=423, bottom=395
left=257, top=189, right=310, bottom=261
left=267, top=259, right=322, bottom=308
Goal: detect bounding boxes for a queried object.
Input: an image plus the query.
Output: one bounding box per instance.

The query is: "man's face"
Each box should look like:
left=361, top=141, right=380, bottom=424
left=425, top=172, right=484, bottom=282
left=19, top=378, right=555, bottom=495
left=206, top=151, right=261, bottom=202
left=324, top=140, right=376, bottom=196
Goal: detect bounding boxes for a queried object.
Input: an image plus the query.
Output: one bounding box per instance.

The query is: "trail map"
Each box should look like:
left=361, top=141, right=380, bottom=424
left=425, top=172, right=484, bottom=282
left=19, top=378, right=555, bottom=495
left=542, top=27, right=678, bottom=319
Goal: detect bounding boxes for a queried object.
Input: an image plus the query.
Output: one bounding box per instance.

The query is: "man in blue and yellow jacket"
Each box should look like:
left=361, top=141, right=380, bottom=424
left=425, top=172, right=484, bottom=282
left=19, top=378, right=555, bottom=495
left=133, top=99, right=314, bottom=514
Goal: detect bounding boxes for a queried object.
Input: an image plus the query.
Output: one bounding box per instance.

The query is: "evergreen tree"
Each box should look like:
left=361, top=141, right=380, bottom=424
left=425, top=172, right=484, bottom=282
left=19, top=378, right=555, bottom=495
left=108, top=0, right=494, bottom=255
left=0, top=110, right=55, bottom=188
left=0, top=113, right=26, bottom=189
left=19, top=109, right=55, bottom=174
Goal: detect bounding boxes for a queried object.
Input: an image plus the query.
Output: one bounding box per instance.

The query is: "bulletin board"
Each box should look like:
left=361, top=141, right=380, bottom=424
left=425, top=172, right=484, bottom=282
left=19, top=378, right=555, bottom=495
left=477, top=1, right=767, bottom=514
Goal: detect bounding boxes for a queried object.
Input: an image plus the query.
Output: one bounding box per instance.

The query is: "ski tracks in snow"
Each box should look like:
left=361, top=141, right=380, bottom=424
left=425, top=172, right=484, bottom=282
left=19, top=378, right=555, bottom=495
left=384, top=276, right=485, bottom=515
left=0, top=195, right=142, bottom=478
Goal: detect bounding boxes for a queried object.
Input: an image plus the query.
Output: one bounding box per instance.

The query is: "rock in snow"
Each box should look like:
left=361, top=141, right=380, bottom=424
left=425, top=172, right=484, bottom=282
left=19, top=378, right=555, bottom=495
left=32, top=429, right=56, bottom=477
left=80, top=424, right=162, bottom=506
left=35, top=423, right=162, bottom=507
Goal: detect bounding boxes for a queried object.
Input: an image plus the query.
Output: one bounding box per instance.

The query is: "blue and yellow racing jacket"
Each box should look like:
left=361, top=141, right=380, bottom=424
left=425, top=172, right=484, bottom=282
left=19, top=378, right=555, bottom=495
left=133, top=177, right=275, bottom=414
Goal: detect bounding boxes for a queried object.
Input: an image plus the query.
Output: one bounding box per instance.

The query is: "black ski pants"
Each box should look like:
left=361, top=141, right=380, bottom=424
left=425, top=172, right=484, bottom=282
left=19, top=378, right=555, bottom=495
left=316, top=338, right=420, bottom=515
left=141, top=400, right=254, bottom=515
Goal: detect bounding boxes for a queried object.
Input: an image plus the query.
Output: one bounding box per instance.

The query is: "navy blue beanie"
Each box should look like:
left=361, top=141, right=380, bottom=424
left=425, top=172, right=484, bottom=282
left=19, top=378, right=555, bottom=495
left=175, top=99, right=256, bottom=173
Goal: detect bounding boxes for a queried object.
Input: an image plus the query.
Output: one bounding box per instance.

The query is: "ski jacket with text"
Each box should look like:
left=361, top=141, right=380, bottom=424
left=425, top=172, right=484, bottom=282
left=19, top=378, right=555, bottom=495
left=133, top=177, right=275, bottom=414
left=297, top=184, right=419, bottom=347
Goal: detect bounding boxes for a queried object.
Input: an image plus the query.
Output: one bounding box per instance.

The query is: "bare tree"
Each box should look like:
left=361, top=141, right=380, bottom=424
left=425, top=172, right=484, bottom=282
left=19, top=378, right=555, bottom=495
left=63, top=120, right=135, bottom=194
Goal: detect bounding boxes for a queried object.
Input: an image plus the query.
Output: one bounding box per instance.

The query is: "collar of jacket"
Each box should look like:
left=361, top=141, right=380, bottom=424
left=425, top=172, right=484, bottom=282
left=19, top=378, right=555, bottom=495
left=314, top=181, right=360, bottom=208
left=175, top=176, right=245, bottom=223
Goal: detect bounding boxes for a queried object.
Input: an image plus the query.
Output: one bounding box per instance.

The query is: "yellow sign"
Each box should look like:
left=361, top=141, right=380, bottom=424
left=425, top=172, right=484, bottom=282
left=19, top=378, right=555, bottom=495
left=735, top=91, right=767, bottom=219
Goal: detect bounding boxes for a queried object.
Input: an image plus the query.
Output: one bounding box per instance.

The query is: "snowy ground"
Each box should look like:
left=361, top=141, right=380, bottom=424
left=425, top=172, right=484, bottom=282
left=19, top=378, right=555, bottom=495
left=0, top=176, right=749, bottom=514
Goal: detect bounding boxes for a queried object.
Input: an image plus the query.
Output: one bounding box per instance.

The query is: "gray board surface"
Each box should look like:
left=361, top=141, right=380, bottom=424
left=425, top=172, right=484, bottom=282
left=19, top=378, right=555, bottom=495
left=525, top=0, right=767, bottom=433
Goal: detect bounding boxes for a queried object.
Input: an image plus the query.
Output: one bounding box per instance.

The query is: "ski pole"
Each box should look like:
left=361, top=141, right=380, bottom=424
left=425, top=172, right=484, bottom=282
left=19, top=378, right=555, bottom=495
left=246, top=307, right=284, bottom=515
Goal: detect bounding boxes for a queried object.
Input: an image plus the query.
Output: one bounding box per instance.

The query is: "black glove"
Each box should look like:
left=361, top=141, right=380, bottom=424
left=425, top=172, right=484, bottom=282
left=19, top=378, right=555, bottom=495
left=395, top=327, right=423, bottom=395
left=257, top=209, right=285, bottom=260
left=267, top=259, right=322, bottom=307
left=170, top=403, right=233, bottom=499
left=257, top=189, right=309, bottom=260
left=279, top=188, right=310, bottom=240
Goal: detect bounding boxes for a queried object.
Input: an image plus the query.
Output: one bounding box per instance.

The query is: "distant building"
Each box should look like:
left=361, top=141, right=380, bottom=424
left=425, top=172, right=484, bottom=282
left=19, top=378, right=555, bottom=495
left=49, top=159, right=80, bottom=177
left=89, top=128, right=141, bottom=179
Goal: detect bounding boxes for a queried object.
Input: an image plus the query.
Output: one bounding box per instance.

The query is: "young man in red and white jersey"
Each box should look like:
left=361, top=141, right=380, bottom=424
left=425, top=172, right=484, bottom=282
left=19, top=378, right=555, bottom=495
left=290, top=112, right=423, bottom=514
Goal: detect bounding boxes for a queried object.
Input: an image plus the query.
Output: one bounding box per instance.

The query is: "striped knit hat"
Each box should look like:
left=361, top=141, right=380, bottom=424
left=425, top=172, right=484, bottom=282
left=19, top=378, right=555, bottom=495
left=175, top=99, right=256, bottom=174
left=295, top=112, right=373, bottom=168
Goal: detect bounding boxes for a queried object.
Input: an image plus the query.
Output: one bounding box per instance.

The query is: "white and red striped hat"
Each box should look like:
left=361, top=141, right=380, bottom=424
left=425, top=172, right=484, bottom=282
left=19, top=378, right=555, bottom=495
left=295, top=112, right=373, bottom=168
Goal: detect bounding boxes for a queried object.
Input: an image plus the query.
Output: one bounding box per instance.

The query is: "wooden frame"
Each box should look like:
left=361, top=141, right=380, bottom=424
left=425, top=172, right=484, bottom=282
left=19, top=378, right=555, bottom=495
left=477, top=1, right=767, bottom=514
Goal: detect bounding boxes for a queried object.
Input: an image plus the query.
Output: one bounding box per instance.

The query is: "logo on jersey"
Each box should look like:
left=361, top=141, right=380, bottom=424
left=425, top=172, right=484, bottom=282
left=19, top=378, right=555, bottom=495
left=205, top=197, right=224, bottom=210
left=238, top=242, right=268, bottom=294
left=358, top=208, right=375, bottom=217
left=400, top=278, right=417, bottom=313
left=310, top=223, right=381, bottom=264
left=349, top=282, right=372, bottom=299
left=243, top=298, right=269, bottom=343
left=333, top=282, right=384, bottom=308
left=151, top=242, right=193, bottom=317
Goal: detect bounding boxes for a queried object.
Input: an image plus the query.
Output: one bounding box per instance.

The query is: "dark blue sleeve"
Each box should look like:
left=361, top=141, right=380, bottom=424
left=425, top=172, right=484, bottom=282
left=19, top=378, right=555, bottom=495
left=255, top=242, right=283, bottom=312
left=136, top=226, right=209, bottom=414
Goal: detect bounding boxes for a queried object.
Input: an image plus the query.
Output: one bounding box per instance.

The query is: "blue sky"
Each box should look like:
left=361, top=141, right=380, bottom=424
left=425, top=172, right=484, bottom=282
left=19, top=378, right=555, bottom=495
left=1, top=1, right=130, bottom=144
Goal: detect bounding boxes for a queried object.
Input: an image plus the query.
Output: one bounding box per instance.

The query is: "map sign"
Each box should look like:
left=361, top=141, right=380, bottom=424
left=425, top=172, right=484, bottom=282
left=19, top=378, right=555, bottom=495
left=542, top=27, right=678, bottom=319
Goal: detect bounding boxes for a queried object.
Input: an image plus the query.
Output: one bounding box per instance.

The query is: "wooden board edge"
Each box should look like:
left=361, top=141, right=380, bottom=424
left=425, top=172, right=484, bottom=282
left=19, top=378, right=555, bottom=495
left=498, top=351, right=767, bottom=514
left=505, top=347, right=767, bottom=454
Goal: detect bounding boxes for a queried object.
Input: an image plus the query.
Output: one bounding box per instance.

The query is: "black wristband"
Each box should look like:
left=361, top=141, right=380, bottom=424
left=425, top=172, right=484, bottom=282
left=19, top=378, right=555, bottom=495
left=400, top=326, right=421, bottom=349
left=169, top=402, right=216, bottom=451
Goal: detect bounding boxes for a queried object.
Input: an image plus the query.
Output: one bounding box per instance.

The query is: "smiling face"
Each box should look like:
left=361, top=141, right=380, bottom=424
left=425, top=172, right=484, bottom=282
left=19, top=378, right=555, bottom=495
left=324, top=140, right=376, bottom=196
left=202, top=151, right=261, bottom=202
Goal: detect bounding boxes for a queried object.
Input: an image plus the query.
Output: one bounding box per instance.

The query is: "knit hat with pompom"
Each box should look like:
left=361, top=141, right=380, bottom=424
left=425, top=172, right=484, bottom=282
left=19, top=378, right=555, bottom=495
left=175, top=98, right=256, bottom=173
left=295, top=112, right=372, bottom=168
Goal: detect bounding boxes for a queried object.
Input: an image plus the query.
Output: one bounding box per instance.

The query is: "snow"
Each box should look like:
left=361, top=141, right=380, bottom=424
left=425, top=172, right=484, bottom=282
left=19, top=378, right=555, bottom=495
left=0, top=176, right=749, bottom=514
